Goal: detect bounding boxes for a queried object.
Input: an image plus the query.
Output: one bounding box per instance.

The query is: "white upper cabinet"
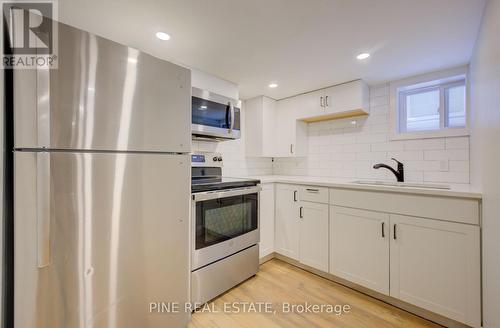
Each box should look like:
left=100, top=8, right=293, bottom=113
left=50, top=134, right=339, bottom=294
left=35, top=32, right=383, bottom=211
left=245, top=80, right=368, bottom=157
left=245, top=96, right=307, bottom=158
left=297, top=80, right=370, bottom=122
left=275, top=97, right=308, bottom=157
left=294, top=89, right=326, bottom=119
left=245, top=96, right=277, bottom=157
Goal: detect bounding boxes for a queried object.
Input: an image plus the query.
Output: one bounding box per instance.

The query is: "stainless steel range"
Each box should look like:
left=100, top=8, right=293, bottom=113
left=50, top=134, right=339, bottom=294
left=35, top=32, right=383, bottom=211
left=190, top=152, right=260, bottom=305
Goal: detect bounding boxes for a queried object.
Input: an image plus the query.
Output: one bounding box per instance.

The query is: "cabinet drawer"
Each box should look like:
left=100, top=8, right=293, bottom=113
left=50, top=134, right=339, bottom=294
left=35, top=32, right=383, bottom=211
left=330, top=189, right=480, bottom=225
left=299, top=186, right=329, bottom=204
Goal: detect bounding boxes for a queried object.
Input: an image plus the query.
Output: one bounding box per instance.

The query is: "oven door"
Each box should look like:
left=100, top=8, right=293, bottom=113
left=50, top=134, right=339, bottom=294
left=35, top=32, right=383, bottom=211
left=191, top=186, right=260, bottom=270
left=191, top=88, right=241, bottom=140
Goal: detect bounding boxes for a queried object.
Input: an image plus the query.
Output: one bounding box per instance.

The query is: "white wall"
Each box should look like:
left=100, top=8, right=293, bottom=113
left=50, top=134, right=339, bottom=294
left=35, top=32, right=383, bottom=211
left=273, top=84, right=470, bottom=185
left=469, top=0, right=500, bottom=327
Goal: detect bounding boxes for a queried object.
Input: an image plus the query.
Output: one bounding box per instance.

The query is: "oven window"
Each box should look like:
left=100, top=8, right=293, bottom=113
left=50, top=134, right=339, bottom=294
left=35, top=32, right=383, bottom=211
left=192, top=96, right=230, bottom=129
left=196, top=193, right=258, bottom=250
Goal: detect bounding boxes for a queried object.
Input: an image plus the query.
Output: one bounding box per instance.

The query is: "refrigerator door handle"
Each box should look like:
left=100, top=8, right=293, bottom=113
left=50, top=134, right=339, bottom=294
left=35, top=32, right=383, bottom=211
left=36, top=50, right=51, bottom=148
left=36, top=152, right=51, bottom=268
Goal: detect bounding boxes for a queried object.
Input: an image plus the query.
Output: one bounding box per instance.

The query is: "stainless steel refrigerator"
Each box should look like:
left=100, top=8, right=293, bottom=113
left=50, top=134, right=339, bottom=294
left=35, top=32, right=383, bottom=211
left=10, top=18, right=191, bottom=327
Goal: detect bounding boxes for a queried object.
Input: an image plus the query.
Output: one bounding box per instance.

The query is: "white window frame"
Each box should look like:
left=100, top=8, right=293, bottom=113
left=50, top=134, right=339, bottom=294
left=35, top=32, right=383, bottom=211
left=389, top=66, right=469, bottom=140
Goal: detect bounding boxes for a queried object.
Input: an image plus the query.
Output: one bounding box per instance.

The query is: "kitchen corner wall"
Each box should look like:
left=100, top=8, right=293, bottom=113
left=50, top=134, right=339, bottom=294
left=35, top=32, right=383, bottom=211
left=469, top=0, right=500, bottom=327
left=273, top=84, right=471, bottom=184
left=191, top=69, right=274, bottom=177
left=192, top=142, right=273, bottom=177
left=192, top=109, right=274, bottom=177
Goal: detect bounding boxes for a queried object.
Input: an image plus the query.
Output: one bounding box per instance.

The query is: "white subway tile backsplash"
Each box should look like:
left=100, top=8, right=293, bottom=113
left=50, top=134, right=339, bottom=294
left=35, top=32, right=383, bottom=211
left=370, top=105, right=390, bottom=115
left=343, top=144, right=371, bottom=153
left=424, top=171, right=469, bottom=184
left=206, top=84, right=470, bottom=185
left=371, top=141, right=405, bottom=152
left=446, top=137, right=470, bottom=149
left=370, top=85, right=389, bottom=97
left=356, top=133, right=387, bottom=144
left=331, top=135, right=357, bottom=145
left=370, top=95, right=389, bottom=107
left=370, top=123, right=390, bottom=133
left=449, top=160, right=470, bottom=172
left=424, top=149, right=469, bottom=161
left=404, top=139, right=445, bottom=150
left=356, top=152, right=388, bottom=161
left=368, top=114, right=389, bottom=125
left=273, top=84, right=470, bottom=184
left=405, top=171, right=424, bottom=182
left=387, top=150, right=424, bottom=161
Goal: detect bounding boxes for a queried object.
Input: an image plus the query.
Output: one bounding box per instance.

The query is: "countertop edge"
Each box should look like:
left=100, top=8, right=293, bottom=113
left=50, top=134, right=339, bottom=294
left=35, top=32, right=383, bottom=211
left=250, top=176, right=482, bottom=200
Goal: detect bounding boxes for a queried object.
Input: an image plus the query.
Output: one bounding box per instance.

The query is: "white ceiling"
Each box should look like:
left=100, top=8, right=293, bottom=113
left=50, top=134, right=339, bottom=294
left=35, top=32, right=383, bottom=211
left=58, top=0, right=485, bottom=100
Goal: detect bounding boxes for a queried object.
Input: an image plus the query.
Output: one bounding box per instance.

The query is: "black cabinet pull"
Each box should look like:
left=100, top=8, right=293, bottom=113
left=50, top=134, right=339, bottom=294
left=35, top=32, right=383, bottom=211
left=299, top=206, right=303, bottom=219
left=381, top=222, right=385, bottom=238
left=293, top=190, right=298, bottom=202
left=393, top=224, right=397, bottom=240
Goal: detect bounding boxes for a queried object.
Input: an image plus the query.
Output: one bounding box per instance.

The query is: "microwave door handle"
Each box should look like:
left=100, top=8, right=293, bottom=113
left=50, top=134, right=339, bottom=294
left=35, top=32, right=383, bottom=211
left=229, top=102, right=235, bottom=133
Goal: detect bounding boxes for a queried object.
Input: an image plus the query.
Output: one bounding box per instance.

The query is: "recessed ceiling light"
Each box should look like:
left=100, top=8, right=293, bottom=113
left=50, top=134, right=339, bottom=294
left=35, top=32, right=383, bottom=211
left=356, top=53, right=370, bottom=60
left=268, top=83, right=278, bottom=88
left=155, top=32, right=171, bottom=41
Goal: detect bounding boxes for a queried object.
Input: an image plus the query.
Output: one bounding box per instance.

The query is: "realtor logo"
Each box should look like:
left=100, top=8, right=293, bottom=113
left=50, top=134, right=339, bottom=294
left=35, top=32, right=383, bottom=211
left=2, top=0, right=58, bottom=68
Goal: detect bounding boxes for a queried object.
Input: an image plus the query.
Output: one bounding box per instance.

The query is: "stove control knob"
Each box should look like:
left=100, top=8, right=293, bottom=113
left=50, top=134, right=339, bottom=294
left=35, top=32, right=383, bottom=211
left=213, top=157, right=218, bottom=162
left=217, top=157, right=223, bottom=162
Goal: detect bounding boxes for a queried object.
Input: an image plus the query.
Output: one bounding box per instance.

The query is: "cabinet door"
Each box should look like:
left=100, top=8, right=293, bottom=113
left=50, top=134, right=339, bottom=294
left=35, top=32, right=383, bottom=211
left=295, top=89, right=325, bottom=119
left=390, top=214, right=481, bottom=327
left=330, top=206, right=390, bottom=294
left=274, top=184, right=300, bottom=260
left=323, top=80, right=369, bottom=115
left=259, top=183, right=275, bottom=258
left=274, top=98, right=308, bottom=157
left=275, top=98, right=296, bottom=157
left=299, top=202, right=329, bottom=272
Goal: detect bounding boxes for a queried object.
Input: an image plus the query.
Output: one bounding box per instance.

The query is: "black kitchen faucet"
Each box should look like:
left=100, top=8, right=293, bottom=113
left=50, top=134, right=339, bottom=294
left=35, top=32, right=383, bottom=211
left=373, top=158, right=405, bottom=182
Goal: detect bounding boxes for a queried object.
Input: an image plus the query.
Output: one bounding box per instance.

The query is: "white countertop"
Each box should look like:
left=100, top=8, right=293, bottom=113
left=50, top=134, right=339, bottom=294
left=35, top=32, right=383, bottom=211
left=244, top=175, right=482, bottom=199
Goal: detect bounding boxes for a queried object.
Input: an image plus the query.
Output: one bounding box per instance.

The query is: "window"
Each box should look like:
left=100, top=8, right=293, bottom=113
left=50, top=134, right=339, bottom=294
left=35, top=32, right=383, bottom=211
left=390, top=67, right=469, bottom=140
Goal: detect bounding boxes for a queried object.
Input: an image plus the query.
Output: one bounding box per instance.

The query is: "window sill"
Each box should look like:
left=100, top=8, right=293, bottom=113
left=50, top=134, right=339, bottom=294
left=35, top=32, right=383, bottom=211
left=389, top=128, right=470, bottom=141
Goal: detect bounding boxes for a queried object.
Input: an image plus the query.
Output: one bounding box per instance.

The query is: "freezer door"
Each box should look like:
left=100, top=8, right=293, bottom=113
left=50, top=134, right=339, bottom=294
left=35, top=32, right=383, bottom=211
left=15, top=152, right=190, bottom=328
left=14, top=19, right=191, bottom=152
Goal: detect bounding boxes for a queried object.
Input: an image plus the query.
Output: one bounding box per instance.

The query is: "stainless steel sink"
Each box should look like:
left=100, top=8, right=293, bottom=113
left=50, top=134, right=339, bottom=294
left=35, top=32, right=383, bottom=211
left=351, top=180, right=451, bottom=190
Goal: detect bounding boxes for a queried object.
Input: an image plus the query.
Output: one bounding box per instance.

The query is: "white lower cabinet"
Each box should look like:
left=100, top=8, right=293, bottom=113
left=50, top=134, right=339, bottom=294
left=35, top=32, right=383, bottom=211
left=299, top=202, right=329, bottom=272
left=259, top=183, right=275, bottom=258
left=389, top=214, right=481, bottom=327
left=272, top=184, right=481, bottom=327
left=274, top=184, right=300, bottom=260
left=329, top=206, right=390, bottom=294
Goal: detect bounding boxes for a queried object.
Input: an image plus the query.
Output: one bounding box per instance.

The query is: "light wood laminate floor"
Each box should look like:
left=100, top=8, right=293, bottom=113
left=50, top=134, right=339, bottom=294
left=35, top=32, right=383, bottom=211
left=188, top=259, right=441, bottom=328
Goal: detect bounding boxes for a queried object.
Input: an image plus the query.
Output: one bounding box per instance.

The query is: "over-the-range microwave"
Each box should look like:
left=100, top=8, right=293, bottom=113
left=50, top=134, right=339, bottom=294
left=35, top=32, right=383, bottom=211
left=192, top=87, right=241, bottom=141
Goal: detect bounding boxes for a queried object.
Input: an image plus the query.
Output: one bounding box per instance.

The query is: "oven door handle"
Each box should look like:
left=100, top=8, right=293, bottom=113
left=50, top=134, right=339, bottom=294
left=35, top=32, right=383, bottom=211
left=193, top=186, right=261, bottom=201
